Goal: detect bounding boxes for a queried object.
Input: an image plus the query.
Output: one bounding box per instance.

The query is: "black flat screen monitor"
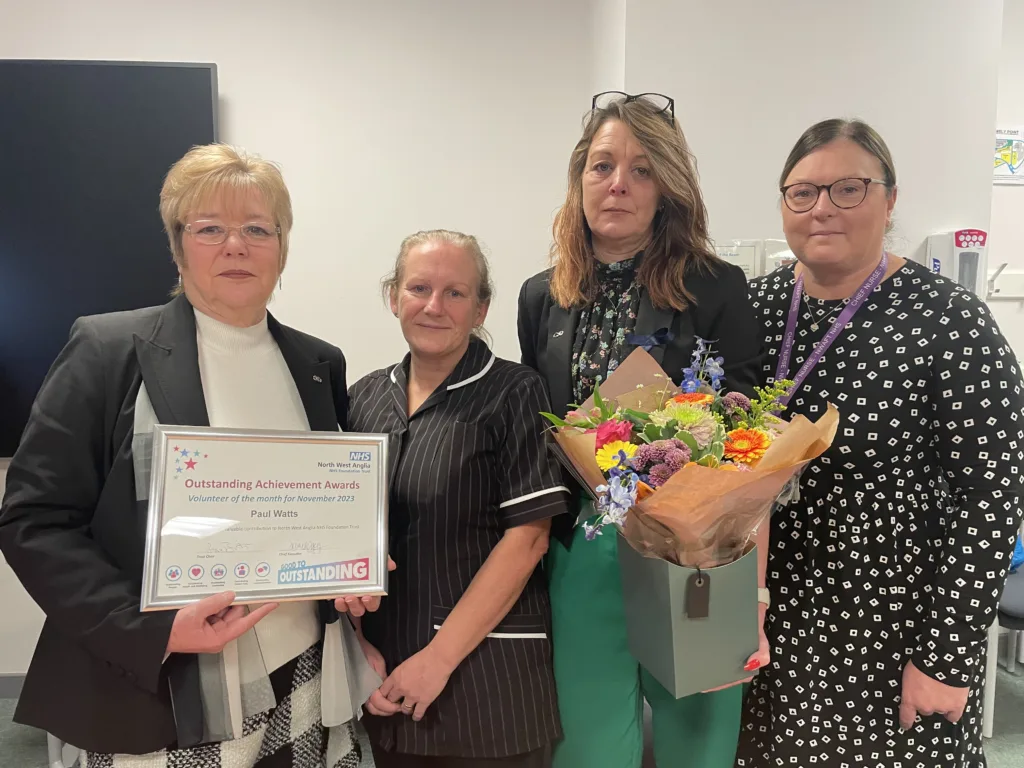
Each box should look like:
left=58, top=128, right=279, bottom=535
left=0, top=60, right=217, bottom=457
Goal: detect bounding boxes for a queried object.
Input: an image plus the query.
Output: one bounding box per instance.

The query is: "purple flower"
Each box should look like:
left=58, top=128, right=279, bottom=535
left=648, top=463, right=675, bottom=487
left=664, top=447, right=691, bottom=472
left=633, top=441, right=669, bottom=471
left=722, top=391, right=752, bottom=412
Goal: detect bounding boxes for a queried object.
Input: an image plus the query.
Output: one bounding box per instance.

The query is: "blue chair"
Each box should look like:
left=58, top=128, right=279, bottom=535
left=983, top=561, right=1024, bottom=738
left=999, top=568, right=1024, bottom=672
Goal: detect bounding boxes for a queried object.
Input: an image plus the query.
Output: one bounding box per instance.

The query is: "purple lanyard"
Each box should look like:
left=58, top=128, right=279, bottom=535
left=775, top=252, right=888, bottom=406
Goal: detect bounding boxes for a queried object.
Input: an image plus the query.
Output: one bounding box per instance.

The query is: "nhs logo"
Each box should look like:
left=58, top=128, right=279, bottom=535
left=349, top=451, right=372, bottom=462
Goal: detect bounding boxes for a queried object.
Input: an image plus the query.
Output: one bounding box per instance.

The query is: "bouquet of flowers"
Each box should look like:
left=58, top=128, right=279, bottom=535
left=542, top=340, right=838, bottom=568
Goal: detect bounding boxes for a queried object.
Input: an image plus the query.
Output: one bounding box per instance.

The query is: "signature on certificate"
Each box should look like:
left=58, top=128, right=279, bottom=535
left=205, top=541, right=253, bottom=554
left=286, top=540, right=324, bottom=555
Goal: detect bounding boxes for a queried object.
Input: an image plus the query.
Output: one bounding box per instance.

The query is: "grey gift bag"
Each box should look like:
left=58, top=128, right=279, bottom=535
left=617, top=535, right=758, bottom=698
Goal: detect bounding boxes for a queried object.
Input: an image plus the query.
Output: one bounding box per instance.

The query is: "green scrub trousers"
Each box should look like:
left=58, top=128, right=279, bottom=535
left=547, top=521, right=742, bottom=768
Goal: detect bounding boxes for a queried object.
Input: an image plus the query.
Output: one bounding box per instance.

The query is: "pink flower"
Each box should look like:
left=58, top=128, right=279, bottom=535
left=565, top=409, right=590, bottom=426
left=648, top=463, right=675, bottom=487
left=595, top=419, right=633, bottom=449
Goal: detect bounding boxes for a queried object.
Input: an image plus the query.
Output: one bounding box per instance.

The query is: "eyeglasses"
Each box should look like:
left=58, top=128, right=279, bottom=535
left=592, top=91, right=674, bottom=120
left=184, top=220, right=281, bottom=246
left=780, top=177, right=888, bottom=213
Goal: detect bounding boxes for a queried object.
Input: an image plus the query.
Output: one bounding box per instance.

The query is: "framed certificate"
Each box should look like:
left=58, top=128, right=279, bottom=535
left=140, top=425, right=389, bottom=611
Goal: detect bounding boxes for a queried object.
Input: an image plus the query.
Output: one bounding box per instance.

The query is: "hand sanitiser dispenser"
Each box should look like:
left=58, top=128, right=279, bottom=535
left=924, top=228, right=988, bottom=297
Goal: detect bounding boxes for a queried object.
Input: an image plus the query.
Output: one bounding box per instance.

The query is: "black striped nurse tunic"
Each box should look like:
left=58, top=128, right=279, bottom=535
left=347, top=337, right=568, bottom=760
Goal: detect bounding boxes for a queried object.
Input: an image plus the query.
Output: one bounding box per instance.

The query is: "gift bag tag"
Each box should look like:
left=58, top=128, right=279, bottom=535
left=685, top=571, right=710, bottom=619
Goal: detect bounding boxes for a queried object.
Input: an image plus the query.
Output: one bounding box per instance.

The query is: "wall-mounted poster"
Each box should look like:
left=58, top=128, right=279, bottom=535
left=995, top=127, right=1024, bottom=185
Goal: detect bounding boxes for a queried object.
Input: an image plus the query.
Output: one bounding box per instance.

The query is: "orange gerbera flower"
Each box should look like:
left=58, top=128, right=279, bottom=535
left=724, top=428, right=771, bottom=464
left=672, top=392, right=714, bottom=406
left=636, top=481, right=655, bottom=501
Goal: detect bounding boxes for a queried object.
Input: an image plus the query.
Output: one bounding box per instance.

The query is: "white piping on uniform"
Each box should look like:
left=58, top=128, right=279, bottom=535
left=433, top=624, right=547, bottom=639
left=447, top=354, right=496, bottom=390
left=499, top=486, right=570, bottom=509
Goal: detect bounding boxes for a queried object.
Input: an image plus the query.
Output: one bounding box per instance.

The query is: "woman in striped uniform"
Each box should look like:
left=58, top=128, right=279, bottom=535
left=348, top=229, right=569, bottom=767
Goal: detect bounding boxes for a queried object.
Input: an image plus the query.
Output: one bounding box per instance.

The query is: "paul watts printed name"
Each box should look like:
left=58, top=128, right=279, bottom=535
left=277, top=557, right=371, bottom=584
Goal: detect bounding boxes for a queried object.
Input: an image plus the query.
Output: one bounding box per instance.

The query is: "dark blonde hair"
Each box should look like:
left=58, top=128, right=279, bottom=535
left=549, top=98, right=720, bottom=310
left=780, top=119, right=897, bottom=191
left=381, top=229, right=495, bottom=342
left=160, top=144, right=292, bottom=294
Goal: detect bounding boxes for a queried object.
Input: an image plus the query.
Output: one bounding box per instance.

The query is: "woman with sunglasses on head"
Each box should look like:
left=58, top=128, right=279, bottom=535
left=517, top=91, right=767, bottom=768
left=737, top=119, right=1024, bottom=768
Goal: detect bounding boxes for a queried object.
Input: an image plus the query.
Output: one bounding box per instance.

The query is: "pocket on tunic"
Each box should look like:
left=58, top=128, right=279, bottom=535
left=430, top=604, right=548, bottom=639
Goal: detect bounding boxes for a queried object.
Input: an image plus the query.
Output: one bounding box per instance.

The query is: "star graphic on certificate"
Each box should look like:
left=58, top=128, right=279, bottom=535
left=180, top=448, right=190, bottom=457
left=185, top=458, right=197, bottom=470
left=193, top=450, right=201, bottom=457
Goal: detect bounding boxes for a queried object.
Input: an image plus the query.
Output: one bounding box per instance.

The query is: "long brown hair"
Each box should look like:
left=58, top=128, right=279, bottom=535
left=549, top=98, right=719, bottom=310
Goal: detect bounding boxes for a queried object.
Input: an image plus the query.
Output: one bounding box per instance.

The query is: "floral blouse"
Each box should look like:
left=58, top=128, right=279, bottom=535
left=571, top=253, right=641, bottom=404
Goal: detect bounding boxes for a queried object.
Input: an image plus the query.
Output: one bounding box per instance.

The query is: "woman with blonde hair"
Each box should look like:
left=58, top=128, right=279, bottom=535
left=349, top=229, right=568, bottom=766
left=0, top=143, right=373, bottom=767
left=517, top=92, right=766, bottom=767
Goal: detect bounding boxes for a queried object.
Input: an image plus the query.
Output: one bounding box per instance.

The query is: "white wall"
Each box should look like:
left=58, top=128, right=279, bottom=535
left=1, top=0, right=1014, bottom=677
left=0, top=0, right=597, bottom=676
left=624, top=0, right=1004, bottom=267
left=989, top=0, right=1024, bottom=355
left=590, top=0, right=627, bottom=96
left=3, top=0, right=595, bottom=376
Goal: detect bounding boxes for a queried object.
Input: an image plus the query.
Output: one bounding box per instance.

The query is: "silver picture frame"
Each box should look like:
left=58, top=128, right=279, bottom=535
left=140, top=424, right=389, bottom=611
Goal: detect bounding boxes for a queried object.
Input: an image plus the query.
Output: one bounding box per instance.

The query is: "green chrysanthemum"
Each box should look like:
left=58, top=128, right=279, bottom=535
left=651, top=403, right=719, bottom=448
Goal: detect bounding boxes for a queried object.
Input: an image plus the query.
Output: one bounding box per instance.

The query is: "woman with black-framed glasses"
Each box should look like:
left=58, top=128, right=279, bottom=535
left=738, top=118, right=1024, bottom=767
left=517, top=91, right=765, bottom=767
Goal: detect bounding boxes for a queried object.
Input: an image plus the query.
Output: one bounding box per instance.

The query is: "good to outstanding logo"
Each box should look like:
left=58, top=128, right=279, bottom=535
left=171, top=443, right=210, bottom=480
left=277, top=557, right=371, bottom=585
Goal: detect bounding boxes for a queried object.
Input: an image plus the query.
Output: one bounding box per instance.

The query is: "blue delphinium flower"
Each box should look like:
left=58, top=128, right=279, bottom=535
left=587, top=456, right=640, bottom=539
left=681, top=337, right=723, bottom=391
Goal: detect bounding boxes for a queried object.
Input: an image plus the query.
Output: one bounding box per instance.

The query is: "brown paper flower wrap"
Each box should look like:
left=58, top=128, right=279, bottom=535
left=545, top=347, right=839, bottom=568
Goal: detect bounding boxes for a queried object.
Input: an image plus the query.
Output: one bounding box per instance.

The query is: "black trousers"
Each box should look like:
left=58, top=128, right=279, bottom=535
left=370, top=744, right=551, bottom=768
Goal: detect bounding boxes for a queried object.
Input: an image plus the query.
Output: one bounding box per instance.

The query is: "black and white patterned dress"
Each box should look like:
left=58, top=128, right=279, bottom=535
left=81, top=644, right=365, bottom=768
left=737, top=260, right=1024, bottom=767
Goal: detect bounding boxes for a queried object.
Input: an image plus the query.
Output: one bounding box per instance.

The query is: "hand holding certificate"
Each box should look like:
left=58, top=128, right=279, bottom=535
left=140, top=425, right=390, bottom=611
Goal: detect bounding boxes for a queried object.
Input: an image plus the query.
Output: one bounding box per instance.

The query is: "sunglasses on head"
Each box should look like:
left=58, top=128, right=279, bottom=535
left=591, top=91, right=675, bottom=120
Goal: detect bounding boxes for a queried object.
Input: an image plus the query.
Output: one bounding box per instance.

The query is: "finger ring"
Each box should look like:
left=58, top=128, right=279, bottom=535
left=402, top=702, right=414, bottom=710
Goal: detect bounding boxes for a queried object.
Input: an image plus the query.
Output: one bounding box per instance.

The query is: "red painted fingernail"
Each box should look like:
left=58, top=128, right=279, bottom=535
left=744, top=660, right=761, bottom=672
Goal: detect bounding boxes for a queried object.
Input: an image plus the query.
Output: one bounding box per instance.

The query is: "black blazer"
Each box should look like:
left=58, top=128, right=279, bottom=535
left=517, top=261, right=764, bottom=541
left=0, top=294, right=349, bottom=755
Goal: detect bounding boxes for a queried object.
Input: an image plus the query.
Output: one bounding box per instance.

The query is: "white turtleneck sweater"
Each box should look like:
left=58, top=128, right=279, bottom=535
left=194, top=309, right=321, bottom=673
